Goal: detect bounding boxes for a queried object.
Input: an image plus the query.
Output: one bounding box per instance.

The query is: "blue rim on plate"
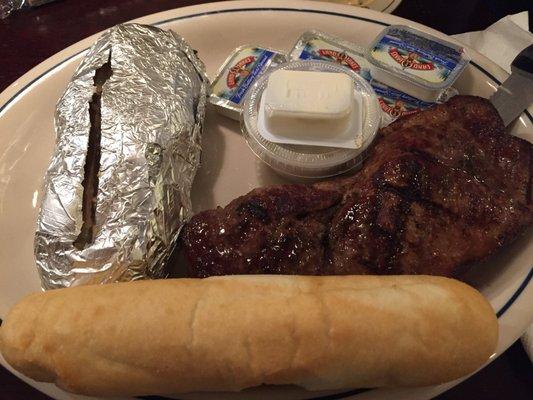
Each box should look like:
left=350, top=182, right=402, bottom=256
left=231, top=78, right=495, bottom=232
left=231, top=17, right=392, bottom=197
left=0, top=7, right=531, bottom=400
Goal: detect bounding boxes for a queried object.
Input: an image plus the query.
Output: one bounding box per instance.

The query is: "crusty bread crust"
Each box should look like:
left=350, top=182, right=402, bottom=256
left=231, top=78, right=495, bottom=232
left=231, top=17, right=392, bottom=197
left=0, top=275, right=497, bottom=396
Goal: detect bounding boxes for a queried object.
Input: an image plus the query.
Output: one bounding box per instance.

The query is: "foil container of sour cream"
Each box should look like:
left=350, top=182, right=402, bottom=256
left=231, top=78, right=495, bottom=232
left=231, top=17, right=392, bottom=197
left=35, top=23, right=208, bottom=289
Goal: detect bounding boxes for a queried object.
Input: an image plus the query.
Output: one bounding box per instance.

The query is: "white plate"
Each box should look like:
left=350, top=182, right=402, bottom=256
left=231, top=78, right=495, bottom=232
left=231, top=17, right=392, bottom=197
left=0, top=1, right=531, bottom=400
left=322, top=0, right=403, bottom=13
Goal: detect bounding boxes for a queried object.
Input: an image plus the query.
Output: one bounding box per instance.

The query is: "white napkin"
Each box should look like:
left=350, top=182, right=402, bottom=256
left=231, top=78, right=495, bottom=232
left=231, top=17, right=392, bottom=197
left=453, top=12, right=533, bottom=361
left=453, top=12, right=532, bottom=73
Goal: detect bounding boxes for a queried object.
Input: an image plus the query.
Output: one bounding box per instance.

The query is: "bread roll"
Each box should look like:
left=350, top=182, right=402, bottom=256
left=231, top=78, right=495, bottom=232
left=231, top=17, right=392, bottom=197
left=0, top=275, right=497, bottom=396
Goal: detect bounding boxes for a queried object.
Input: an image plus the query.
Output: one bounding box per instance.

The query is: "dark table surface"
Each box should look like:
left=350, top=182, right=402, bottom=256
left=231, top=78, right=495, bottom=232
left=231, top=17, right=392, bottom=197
left=0, top=0, right=532, bottom=399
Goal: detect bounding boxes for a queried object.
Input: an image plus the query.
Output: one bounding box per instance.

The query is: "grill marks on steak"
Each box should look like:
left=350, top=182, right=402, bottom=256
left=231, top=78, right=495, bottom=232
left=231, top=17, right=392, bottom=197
left=183, top=184, right=343, bottom=277
left=182, top=96, right=532, bottom=278
left=378, top=101, right=531, bottom=204
left=330, top=151, right=528, bottom=276
left=328, top=184, right=410, bottom=275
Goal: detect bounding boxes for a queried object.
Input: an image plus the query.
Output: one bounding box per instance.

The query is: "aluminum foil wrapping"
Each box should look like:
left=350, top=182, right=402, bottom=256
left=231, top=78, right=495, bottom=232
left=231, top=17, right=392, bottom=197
left=35, top=23, right=208, bottom=289
left=0, top=0, right=57, bottom=19
left=0, top=0, right=23, bottom=18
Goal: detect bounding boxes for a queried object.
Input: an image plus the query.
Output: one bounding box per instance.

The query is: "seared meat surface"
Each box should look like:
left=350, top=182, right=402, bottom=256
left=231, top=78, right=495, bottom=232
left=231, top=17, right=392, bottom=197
left=182, top=184, right=343, bottom=277
left=182, top=96, right=532, bottom=278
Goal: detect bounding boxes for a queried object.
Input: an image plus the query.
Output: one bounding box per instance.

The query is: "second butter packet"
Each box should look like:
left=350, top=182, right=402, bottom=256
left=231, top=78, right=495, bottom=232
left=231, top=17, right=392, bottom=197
left=289, top=30, right=372, bottom=80
left=210, top=45, right=287, bottom=120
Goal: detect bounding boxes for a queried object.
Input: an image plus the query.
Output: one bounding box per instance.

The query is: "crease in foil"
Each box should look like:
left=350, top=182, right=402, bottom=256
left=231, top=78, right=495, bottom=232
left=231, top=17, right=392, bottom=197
left=35, top=23, right=208, bottom=289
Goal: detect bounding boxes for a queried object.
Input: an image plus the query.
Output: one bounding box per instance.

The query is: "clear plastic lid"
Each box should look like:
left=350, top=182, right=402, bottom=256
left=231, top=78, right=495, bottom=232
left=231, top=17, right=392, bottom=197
left=241, top=60, right=381, bottom=179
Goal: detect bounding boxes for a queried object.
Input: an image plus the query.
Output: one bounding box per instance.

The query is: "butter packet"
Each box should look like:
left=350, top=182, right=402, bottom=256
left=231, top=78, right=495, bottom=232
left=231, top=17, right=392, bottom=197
left=289, top=30, right=372, bottom=81
left=371, top=81, right=435, bottom=126
left=367, top=25, right=469, bottom=102
left=210, top=46, right=287, bottom=120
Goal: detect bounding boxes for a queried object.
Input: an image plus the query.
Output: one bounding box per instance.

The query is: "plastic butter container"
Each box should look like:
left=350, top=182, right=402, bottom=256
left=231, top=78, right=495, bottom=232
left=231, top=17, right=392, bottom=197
left=366, top=25, right=469, bottom=102
left=289, top=30, right=372, bottom=81
left=210, top=45, right=287, bottom=120
left=258, top=69, right=363, bottom=149
left=242, top=60, right=381, bottom=179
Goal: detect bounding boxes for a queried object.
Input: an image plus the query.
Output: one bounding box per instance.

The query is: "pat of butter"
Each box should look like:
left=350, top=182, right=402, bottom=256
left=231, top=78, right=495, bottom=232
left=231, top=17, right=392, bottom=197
left=264, top=70, right=354, bottom=121
left=257, top=69, right=363, bottom=149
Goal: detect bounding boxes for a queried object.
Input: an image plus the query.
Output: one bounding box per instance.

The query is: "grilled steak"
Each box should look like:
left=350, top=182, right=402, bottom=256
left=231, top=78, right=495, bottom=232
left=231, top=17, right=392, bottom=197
left=181, top=96, right=532, bottom=278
